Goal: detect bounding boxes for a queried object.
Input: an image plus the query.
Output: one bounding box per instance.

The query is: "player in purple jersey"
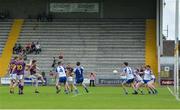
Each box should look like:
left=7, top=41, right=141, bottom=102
left=66, top=64, right=78, bottom=94
left=29, top=60, right=45, bottom=93
left=12, top=56, right=26, bottom=95
left=9, top=56, right=18, bottom=94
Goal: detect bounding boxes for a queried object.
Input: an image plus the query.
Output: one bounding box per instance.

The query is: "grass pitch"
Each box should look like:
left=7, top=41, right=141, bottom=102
left=0, top=86, right=180, bottom=109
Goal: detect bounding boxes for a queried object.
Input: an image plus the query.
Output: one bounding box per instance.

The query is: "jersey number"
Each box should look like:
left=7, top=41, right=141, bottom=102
left=10, top=64, right=16, bottom=69
left=17, top=65, right=23, bottom=70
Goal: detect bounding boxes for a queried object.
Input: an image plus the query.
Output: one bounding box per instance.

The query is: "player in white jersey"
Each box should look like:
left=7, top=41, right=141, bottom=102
left=133, top=68, right=144, bottom=94
left=55, top=62, right=68, bottom=94
left=120, top=62, right=135, bottom=95
left=143, top=65, right=158, bottom=94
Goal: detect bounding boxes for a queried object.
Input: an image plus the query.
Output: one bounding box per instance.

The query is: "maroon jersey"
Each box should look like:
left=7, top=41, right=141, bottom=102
left=14, top=61, right=26, bottom=75
left=66, top=67, right=73, bottom=73
left=30, top=64, right=36, bottom=75
left=66, top=66, right=73, bottom=76
left=9, top=59, right=16, bottom=73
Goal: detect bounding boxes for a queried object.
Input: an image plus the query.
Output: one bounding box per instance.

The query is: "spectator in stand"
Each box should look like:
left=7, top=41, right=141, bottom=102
left=19, top=48, right=27, bottom=60
left=35, top=42, right=41, bottom=54
left=17, top=43, right=23, bottom=53
left=25, top=42, right=32, bottom=54
left=52, top=57, right=57, bottom=68
left=89, top=72, right=96, bottom=87
left=31, top=42, right=36, bottom=53
left=13, top=43, right=18, bottom=54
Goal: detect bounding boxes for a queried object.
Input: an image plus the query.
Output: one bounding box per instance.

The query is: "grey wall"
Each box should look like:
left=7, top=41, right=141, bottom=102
left=0, top=0, right=47, bottom=18
left=103, top=0, right=156, bottom=18
left=0, top=0, right=156, bottom=19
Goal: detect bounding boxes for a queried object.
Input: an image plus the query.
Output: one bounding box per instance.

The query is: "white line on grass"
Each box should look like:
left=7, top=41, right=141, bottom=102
left=167, top=86, right=180, bottom=101
left=0, top=108, right=178, bottom=110
left=71, top=93, right=83, bottom=97
left=167, top=86, right=175, bottom=97
left=71, top=92, right=92, bottom=97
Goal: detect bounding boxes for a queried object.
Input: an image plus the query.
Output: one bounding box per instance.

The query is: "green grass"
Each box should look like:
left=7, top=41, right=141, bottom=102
left=0, top=86, right=180, bottom=109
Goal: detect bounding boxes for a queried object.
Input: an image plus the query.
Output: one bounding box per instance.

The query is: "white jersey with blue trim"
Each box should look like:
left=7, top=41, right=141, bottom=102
left=133, top=71, right=143, bottom=82
left=123, top=67, right=134, bottom=80
left=143, top=69, right=152, bottom=80
left=56, top=66, right=66, bottom=78
left=151, top=74, right=155, bottom=79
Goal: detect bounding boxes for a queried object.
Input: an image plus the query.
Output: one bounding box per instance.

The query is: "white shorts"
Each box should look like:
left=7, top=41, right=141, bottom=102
left=17, top=75, right=24, bottom=80
left=10, top=74, right=17, bottom=80
left=137, top=80, right=144, bottom=84
left=30, top=73, right=42, bottom=79
left=67, top=76, right=74, bottom=84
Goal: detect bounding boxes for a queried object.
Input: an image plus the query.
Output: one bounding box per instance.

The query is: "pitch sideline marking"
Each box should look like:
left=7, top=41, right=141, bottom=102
left=167, top=86, right=180, bottom=101
left=167, top=86, right=175, bottom=97
left=71, top=92, right=92, bottom=97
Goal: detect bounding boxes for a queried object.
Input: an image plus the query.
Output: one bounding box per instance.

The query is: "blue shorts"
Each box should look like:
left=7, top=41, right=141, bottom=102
left=125, top=78, right=134, bottom=84
left=59, top=77, right=67, bottom=83
left=143, top=80, right=151, bottom=84
left=76, top=78, right=84, bottom=84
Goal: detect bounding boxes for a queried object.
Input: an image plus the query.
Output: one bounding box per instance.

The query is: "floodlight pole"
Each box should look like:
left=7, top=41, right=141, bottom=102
left=175, top=0, right=179, bottom=100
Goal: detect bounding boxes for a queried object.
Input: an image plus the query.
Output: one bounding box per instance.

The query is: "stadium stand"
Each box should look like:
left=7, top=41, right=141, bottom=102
left=15, top=19, right=145, bottom=79
left=0, top=21, right=12, bottom=56
left=0, top=19, right=24, bottom=77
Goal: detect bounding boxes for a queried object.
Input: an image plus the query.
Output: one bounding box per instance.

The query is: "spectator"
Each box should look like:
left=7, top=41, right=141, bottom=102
left=19, top=48, right=27, bottom=60
left=51, top=57, right=57, bottom=68
left=41, top=71, right=47, bottom=86
left=25, top=42, right=31, bottom=54
left=89, top=72, right=96, bottom=87
left=17, top=43, right=23, bottom=53
left=13, top=41, right=41, bottom=55
left=31, top=42, right=36, bottom=53
left=35, top=42, right=41, bottom=54
left=13, top=43, right=18, bottom=54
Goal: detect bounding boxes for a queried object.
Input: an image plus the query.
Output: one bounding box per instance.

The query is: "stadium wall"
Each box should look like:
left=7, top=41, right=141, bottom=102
left=0, top=0, right=156, bottom=19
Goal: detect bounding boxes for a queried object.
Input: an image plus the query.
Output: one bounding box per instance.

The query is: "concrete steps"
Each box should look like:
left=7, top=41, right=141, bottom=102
left=0, top=21, right=12, bottom=56
left=14, top=19, right=145, bottom=77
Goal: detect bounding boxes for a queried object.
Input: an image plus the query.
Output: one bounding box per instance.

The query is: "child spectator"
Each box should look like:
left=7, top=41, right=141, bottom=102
left=89, top=72, right=96, bottom=87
